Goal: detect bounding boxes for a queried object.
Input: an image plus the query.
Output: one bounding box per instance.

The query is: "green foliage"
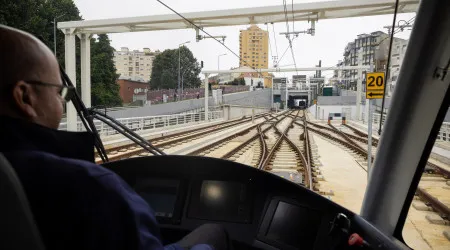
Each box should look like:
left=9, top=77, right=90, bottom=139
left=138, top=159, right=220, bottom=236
left=150, top=46, right=202, bottom=90
left=0, top=0, right=82, bottom=65
left=0, top=0, right=121, bottom=107
left=231, top=78, right=246, bottom=86
left=91, top=35, right=122, bottom=106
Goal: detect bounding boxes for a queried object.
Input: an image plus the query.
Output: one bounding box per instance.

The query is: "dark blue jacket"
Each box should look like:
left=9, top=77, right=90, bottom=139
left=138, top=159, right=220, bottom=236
left=0, top=116, right=211, bottom=250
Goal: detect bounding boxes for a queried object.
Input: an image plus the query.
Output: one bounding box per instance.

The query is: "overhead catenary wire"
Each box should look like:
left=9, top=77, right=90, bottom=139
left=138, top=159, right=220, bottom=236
left=289, top=39, right=298, bottom=75
left=272, top=24, right=280, bottom=64
left=310, top=15, right=415, bottom=81
left=278, top=41, right=293, bottom=63
left=282, top=0, right=291, bottom=37
left=376, top=16, right=415, bottom=46
left=282, top=0, right=298, bottom=74
left=156, top=0, right=264, bottom=78
left=291, top=0, right=295, bottom=33
left=265, top=24, right=274, bottom=66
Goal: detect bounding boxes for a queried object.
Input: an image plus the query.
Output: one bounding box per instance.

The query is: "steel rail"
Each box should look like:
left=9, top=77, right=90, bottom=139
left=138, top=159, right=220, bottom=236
left=260, top=111, right=298, bottom=170
left=260, top=111, right=312, bottom=189
left=328, top=123, right=368, bottom=151
left=187, top=113, right=286, bottom=157
left=222, top=112, right=290, bottom=160
left=98, top=113, right=267, bottom=154
left=302, top=115, right=313, bottom=190
left=416, top=187, right=450, bottom=220
left=100, top=113, right=270, bottom=162
left=343, top=124, right=380, bottom=143
left=304, top=123, right=371, bottom=160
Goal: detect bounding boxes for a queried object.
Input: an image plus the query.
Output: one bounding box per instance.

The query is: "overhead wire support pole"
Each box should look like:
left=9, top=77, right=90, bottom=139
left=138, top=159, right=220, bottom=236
left=272, top=24, right=280, bottom=66
left=378, top=0, right=400, bottom=135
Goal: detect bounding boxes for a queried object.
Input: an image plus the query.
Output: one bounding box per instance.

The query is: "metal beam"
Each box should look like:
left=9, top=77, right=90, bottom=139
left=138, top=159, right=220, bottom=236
left=201, top=66, right=370, bottom=74
left=58, top=0, right=419, bottom=34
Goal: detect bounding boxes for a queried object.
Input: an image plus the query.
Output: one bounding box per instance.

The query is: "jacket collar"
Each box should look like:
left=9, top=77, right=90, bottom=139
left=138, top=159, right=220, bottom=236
left=0, top=116, right=95, bottom=163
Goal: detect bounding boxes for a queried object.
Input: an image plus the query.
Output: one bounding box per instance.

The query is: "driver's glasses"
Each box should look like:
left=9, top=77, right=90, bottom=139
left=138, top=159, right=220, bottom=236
left=24, top=80, right=75, bottom=102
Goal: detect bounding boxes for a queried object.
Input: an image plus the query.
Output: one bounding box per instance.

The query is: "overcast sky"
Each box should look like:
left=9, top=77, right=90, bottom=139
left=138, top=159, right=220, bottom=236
left=73, top=0, right=415, bottom=78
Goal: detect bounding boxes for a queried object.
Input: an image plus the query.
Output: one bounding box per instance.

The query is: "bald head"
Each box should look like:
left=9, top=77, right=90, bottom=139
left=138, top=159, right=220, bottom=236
left=0, top=25, right=64, bottom=129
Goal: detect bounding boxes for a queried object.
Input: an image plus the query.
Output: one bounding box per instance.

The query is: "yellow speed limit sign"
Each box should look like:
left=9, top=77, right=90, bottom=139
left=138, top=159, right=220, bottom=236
left=366, top=72, right=385, bottom=99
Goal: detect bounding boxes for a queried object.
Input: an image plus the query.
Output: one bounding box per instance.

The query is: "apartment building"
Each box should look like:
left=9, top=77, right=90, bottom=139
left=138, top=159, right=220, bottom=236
left=113, top=47, right=160, bottom=82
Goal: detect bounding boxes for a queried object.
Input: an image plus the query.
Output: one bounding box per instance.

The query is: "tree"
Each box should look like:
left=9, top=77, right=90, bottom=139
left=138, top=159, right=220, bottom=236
left=150, top=46, right=202, bottom=89
left=91, top=35, right=122, bottom=106
left=0, top=0, right=82, bottom=65
left=0, top=0, right=122, bottom=107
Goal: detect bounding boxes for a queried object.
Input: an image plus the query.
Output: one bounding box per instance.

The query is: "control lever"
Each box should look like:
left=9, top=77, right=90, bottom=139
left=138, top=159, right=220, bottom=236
left=328, top=213, right=351, bottom=249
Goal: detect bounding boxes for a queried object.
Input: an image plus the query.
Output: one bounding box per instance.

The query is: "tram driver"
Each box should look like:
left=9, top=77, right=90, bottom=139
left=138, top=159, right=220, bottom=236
left=0, top=25, right=230, bottom=250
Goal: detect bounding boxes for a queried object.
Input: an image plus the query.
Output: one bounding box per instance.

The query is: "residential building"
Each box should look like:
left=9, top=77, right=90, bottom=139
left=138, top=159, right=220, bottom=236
left=341, top=31, right=407, bottom=92
left=390, top=39, right=409, bottom=84
left=208, top=67, right=243, bottom=84
left=239, top=25, right=269, bottom=69
left=239, top=25, right=272, bottom=87
left=113, top=47, right=160, bottom=82
left=117, top=79, right=149, bottom=104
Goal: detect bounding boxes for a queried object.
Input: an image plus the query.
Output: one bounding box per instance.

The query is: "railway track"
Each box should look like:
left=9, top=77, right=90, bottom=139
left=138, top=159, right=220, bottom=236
left=188, top=112, right=288, bottom=159
left=332, top=123, right=448, bottom=176
left=259, top=110, right=314, bottom=190
left=188, top=110, right=314, bottom=190
left=416, top=162, right=450, bottom=226
left=301, top=122, right=372, bottom=162
left=193, top=112, right=291, bottom=165
left=97, top=113, right=271, bottom=162
left=308, top=121, right=450, bottom=228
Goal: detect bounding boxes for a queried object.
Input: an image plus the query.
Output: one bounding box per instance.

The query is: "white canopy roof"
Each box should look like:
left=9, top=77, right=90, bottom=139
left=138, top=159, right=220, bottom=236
left=58, top=0, right=419, bottom=34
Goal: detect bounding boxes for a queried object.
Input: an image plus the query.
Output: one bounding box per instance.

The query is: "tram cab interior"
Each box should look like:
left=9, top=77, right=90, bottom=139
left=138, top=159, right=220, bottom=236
left=0, top=1, right=449, bottom=250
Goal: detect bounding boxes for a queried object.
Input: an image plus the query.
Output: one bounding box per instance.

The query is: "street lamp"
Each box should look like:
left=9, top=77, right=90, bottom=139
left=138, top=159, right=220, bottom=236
left=217, top=53, right=227, bottom=71
left=181, top=68, right=190, bottom=99
left=178, top=41, right=190, bottom=100
left=52, top=14, right=66, bottom=56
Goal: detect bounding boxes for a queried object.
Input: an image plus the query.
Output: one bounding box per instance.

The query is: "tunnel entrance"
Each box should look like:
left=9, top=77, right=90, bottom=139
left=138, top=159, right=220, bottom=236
left=288, top=95, right=308, bottom=109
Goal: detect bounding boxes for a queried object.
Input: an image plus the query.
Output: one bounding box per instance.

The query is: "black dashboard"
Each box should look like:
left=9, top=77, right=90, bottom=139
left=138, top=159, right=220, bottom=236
left=103, top=156, right=407, bottom=250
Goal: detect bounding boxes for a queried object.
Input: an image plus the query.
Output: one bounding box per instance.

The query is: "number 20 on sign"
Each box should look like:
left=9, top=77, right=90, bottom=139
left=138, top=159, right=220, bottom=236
left=366, top=72, right=385, bottom=99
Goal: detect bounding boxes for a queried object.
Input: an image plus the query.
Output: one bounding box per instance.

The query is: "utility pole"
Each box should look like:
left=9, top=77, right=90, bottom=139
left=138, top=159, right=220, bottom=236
left=367, top=99, right=373, bottom=179
left=53, top=14, right=65, bottom=56
left=178, top=41, right=190, bottom=99
left=356, top=49, right=363, bottom=120
left=217, top=53, right=226, bottom=71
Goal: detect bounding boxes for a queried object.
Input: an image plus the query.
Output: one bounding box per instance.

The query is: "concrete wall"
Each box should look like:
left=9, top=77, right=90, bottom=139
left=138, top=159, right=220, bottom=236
left=105, top=89, right=271, bottom=119
left=224, top=105, right=269, bottom=120
left=309, top=104, right=367, bottom=121
left=223, top=89, right=271, bottom=107
left=341, top=90, right=357, bottom=96
left=317, top=96, right=357, bottom=105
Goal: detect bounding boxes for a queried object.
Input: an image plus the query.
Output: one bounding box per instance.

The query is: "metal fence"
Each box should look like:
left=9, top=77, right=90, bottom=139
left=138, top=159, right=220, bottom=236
left=368, top=113, right=449, bottom=142
left=59, top=110, right=223, bottom=136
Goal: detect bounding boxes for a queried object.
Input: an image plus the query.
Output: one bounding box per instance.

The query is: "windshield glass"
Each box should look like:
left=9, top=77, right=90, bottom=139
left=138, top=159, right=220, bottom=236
left=2, top=0, right=449, bottom=249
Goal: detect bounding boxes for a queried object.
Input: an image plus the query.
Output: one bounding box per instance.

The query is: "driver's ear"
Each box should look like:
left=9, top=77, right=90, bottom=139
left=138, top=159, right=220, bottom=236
left=11, top=81, right=38, bottom=118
